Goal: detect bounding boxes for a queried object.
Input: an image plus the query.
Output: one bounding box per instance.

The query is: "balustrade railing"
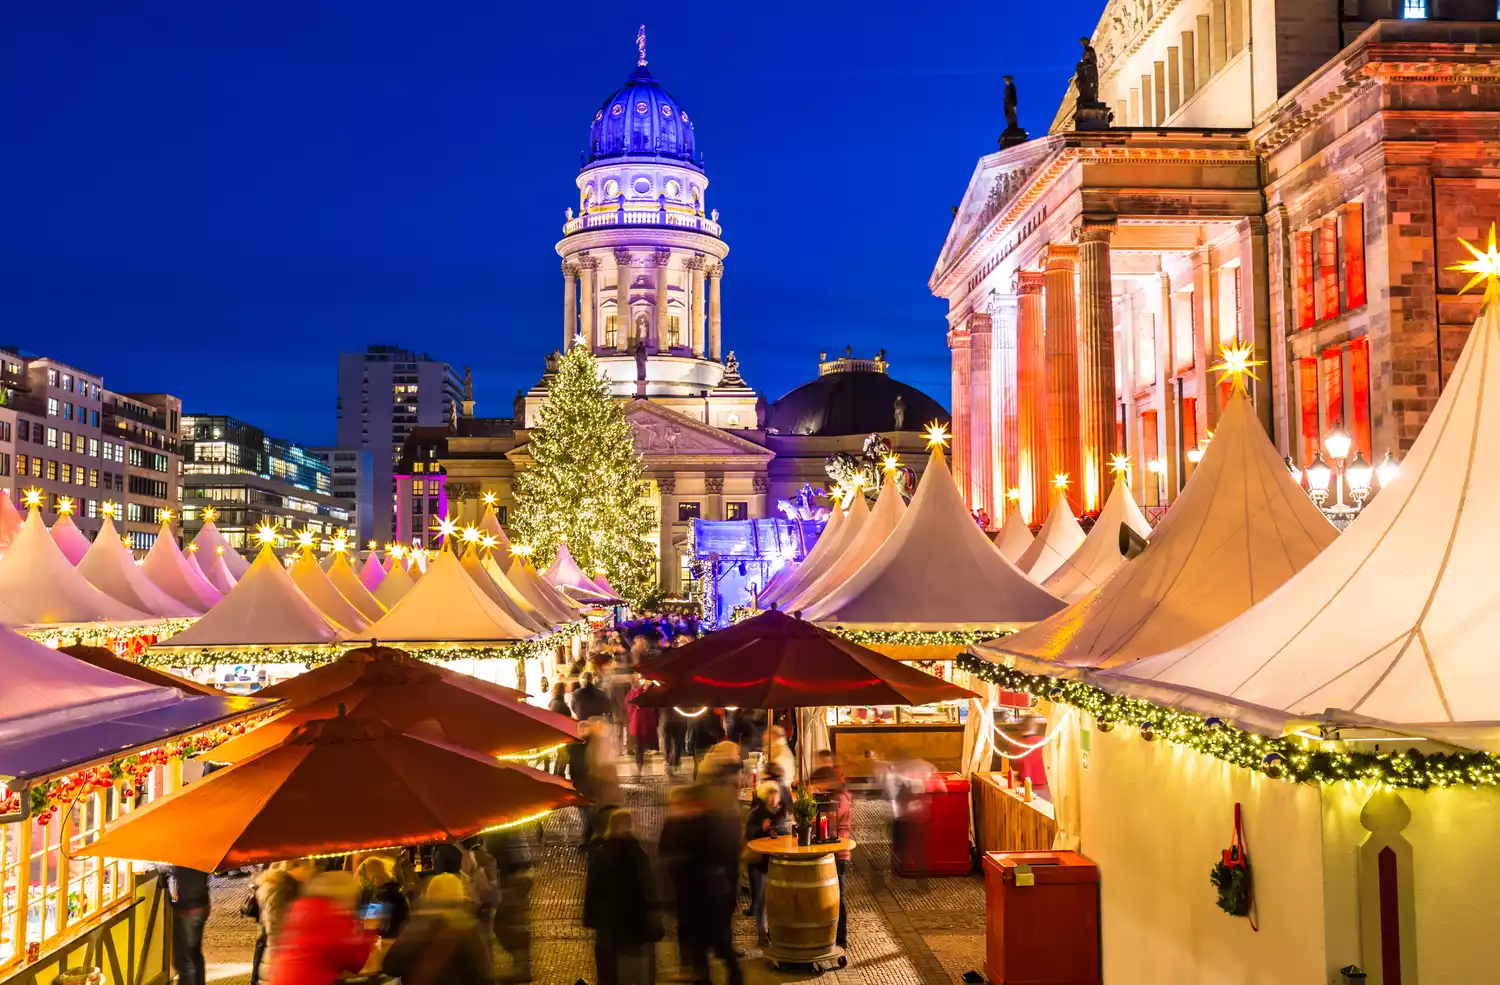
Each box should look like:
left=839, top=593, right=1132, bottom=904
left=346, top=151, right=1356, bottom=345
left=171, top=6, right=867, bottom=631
left=562, top=209, right=721, bottom=237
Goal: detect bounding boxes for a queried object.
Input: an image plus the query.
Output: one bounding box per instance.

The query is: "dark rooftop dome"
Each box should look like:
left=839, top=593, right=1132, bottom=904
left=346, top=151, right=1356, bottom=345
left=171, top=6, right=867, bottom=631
left=766, top=350, right=950, bottom=438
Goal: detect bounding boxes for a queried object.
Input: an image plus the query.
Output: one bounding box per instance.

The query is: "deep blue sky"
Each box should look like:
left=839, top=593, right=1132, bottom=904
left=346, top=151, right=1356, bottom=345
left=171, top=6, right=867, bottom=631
left=0, top=2, right=1096, bottom=444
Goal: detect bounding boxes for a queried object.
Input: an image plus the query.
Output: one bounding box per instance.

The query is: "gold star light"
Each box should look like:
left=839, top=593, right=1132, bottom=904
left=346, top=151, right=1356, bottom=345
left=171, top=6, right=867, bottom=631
left=1053, top=473, right=1071, bottom=490
left=201, top=506, right=219, bottom=523
left=255, top=524, right=281, bottom=548
left=186, top=542, right=198, bottom=553
left=295, top=529, right=316, bottom=550
left=881, top=454, right=900, bottom=473
left=158, top=508, right=174, bottom=525
left=924, top=421, right=950, bottom=450
left=482, top=491, right=498, bottom=507
left=21, top=487, right=43, bottom=509
left=461, top=525, right=482, bottom=544
left=56, top=496, right=75, bottom=516
left=101, top=500, right=120, bottom=520
left=1448, top=223, right=1500, bottom=302
left=1005, top=488, right=1022, bottom=503
left=1211, top=342, right=1264, bottom=393
left=431, top=513, right=458, bottom=544
left=367, top=540, right=378, bottom=551
left=1108, top=454, right=1132, bottom=478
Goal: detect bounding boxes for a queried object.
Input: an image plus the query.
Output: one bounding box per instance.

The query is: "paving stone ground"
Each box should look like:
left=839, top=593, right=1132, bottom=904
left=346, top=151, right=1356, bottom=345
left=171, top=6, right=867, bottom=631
left=203, top=765, right=986, bottom=985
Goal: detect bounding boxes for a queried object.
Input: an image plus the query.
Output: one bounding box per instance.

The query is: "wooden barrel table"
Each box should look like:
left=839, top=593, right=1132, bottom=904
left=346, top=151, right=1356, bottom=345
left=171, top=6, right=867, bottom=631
left=747, top=835, right=857, bottom=971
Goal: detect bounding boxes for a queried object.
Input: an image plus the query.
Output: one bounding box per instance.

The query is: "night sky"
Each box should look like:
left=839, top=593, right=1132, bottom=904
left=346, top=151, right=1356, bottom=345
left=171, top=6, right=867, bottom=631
left=1, top=1, right=1099, bottom=444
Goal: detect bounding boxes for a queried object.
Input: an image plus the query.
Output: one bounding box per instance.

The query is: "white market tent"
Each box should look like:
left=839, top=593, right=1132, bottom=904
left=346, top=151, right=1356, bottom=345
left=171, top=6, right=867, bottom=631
left=1041, top=479, right=1153, bottom=603
left=289, top=550, right=369, bottom=632
left=762, top=493, right=868, bottom=612
left=757, top=505, right=841, bottom=605
left=782, top=471, right=907, bottom=613
left=372, top=560, right=414, bottom=610
left=993, top=509, right=1035, bottom=563
left=349, top=549, right=536, bottom=643
left=1111, top=297, right=1500, bottom=743
left=460, top=545, right=551, bottom=635
left=542, top=543, right=619, bottom=603
left=0, top=490, right=23, bottom=556
left=190, top=519, right=250, bottom=579
left=481, top=552, right=554, bottom=629
left=326, top=552, right=388, bottom=624
left=1015, top=490, right=1087, bottom=582
left=142, top=523, right=222, bottom=614
left=155, top=544, right=348, bottom=650
left=479, top=506, right=510, bottom=552
left=509, top=557, right=581, bottom=624
left=78, top=518, right=198, bottom=618
left=50, top=512, right=93, bottom=566
left=358, top=550, right=386, bottom=592
left=201, top=548, right=239, bottom=595
left=593, top=572, right=620, bottom=597
left=0, top=508, right=151, bottom=626
left=985, top=384, right=1336, bottom=671
left=805, top=445, right=1064, bottom=631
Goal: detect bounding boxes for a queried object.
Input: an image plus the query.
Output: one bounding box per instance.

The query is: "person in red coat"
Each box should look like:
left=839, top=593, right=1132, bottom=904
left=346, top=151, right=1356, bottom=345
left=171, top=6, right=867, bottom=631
left=268, top=870, right=372, bottom=985
left=625, top=677, right=660, bottom=772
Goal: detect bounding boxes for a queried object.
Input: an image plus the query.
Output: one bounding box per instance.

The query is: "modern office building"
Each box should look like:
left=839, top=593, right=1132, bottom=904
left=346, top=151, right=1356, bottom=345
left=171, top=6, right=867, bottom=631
left=308, top=447, right=375, bottom=545
left=335, top=345, right=462, bottom=543
left=101, top=392, right=183, bottom=552
left=180, top=414, right=353, bottom=548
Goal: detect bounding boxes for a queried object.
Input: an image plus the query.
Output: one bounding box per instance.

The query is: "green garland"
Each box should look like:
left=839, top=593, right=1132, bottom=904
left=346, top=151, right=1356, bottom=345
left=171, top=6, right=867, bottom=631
left=137, top=627, right=586, bottom=670
left=832, top=628, right=1007, bottom=649
left=958, top=654, right=1500, bottom=791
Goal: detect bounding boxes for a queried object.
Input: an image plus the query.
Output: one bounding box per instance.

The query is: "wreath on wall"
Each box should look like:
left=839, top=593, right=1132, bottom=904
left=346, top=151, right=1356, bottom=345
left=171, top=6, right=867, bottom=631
left=1210, top=802, right=1257, bottom=927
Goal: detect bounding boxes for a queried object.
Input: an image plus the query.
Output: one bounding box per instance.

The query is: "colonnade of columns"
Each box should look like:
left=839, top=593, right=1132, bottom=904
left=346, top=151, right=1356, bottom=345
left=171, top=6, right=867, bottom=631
left=563, top=250, right=723, bottom=362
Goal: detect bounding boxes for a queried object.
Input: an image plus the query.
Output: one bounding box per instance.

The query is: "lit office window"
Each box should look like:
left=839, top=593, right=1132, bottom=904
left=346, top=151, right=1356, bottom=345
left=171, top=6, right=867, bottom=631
left=1403, top=0, right=1427, bottom=16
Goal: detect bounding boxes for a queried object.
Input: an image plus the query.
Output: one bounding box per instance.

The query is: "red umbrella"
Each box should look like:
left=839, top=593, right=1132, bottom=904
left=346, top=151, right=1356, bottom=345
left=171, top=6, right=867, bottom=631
left=630, top=609, right=975, bottom=709
left=635, top=612, right=780, bottom=679
left=255, top=643, right=527, bottom=703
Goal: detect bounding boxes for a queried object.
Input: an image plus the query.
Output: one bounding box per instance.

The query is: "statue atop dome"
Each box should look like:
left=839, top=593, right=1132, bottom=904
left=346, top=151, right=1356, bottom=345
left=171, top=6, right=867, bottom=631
left=636, top=24, right=647, bottom=67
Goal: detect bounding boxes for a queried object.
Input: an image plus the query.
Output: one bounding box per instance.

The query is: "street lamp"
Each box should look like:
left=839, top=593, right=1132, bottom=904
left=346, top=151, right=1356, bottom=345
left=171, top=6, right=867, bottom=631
left=1146, top=457, right=1167, bottom=507
left=1305, top=452, right=1333, bottom=508
left=1345, top=452, right=1374, bottom=507
left=1284, top=455, right=1303, bottom=487
left=1376, top=451, right=1400, bottom=490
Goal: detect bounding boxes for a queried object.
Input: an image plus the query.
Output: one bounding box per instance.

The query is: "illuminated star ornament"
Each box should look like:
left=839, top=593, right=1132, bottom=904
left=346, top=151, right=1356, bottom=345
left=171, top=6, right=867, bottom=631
left=482, top=491, right=498, bottom=508
left=100, top=500, right=120, bottom=520
left=1448, top=223, right=1500, bottom=303
left=255, top=524, right=280, bottom=548
left=1005, top=488, right=1022, bottom=503
left=201, top=506, right=219, bottom=523
left=1053, top=473, right=1071, bottom=491
left=158, top=508, right=174, bottom=525
left=882, top=454, right=900, bottom=474
left=56, top=496, right=75, bottom=515
left=1211, top=342, right=1264, bottom=394
left=924, top=421, right=950, bottom=450
left=431, top=513, right=459, bottom=546
left=296, top=529, right=316, bottom=551
left=1109, top=454, right=1132, bottom=478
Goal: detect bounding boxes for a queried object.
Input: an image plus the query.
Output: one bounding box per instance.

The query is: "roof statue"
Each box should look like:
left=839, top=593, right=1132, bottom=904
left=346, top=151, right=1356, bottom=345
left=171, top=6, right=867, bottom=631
left=999, top=75, right=1029, bottom=148
left=289, top=548, right=369, bottom=633
left=358, top=549, right=386, bottom=592
left=0, top=506, right=152, bottom=626
left=1041, top=476, right=1153, bottom=602
left=458, top=543, right=550, bottom=635
left=805, top=444, right=1064, bottom=631
left=49, top=507, right=92, bottom=565
left=372, top=558, right=414, bottom=610
left=1111, top=259, right=1500, bottom=744
left=142, top=520, right=222, bottom=614
left=1071, top=38, right=1113, bottom=130
left=325, top=551, right=388, bottom=625
left=78, top=517, right=198, bottom=618
left=190, top=510, right=250, bottom=579
left=1015, top=490, right=1087, bottom=582
left=782, top=469, right=908, bottom=613
left=203, top=548, right=239, bottom=595
left=152, top=540, right=347, bottom=650
left=985, top=349, right=1336, bottom=671
left=349, top=549, right=535, bottom=643
left=994, top=507, right=1035, bottom=562
left=0, top=490, right=24, bottom=555
left=760, top=491, right=869, bottom=611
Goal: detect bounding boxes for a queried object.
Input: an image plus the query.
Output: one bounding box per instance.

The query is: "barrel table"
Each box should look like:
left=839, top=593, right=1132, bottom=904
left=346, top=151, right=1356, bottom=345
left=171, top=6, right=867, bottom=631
left=746, top=835, right=857, bottom=972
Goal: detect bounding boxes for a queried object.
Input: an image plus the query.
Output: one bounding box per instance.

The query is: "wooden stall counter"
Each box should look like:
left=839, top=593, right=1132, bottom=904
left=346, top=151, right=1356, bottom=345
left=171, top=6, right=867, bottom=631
left=829, top=722, right=964, bottom=781
left=746, top=836, right=856, bottom=972
left=972, top=771, right=1057, bottom=855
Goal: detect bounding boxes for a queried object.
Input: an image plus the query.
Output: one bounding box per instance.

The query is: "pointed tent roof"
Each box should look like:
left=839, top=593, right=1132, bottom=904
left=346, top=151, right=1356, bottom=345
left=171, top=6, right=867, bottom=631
left=153, top=544, right=347, bottom=649
left=320, top=553, right=337, bottom=572
left=806, top=446, right=1065, bottom=630
left=510, top=556, right=581, bottom=624
left=373, top=560, right=414, bottom=610
left=758, top=506, right=842, bottom=605
left=142, top=523, right=222, bottom=614
left=359, top=551, right=386, bottom=592
left=190, top=520, right=250, bottom=578
left=1111, top=298, right=1500, bottom=739
left=50, top=512, right=92, bottom=565
left=1015, top=491, right=1087, bottom=582
left=326, top=553, right=388, bottom=624
left=289, top=550, right=369, bottom=632
left=201, top=549, right=238, bottom=595
left=763, top=493, right=869, bottom=612
left=479, top=506, right=510, bottom=553
left=481, top=552, right=554, bottom=629
left=593, top=572, right=619, bottom=596
left=349, top=549, right=535, bottom=643
left=987, top=386, right=1337, bottom=671
left=1042, top=479, right=1153, bottom=603
left=0, top=508, right=152, bottom=626
left=783, top=472, right=907, bottom=613
left=542, top=543, right=619, bottom=603
left=460, top=545, right=550, bottom=634
left=994, top=509, right=1035, bottom=563
left=0, top=490, right=23, bottom=554
left=78, top=518, right=198, bottom=618
left=383, top=553, right=399, bottom=574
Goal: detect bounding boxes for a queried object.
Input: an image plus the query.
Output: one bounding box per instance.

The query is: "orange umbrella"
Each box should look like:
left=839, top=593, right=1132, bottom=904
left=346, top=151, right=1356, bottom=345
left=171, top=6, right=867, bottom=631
left=204, top=653, right=578, bottom=764
left=254, top=643, right=527, bottom=703
left=76, top=716, right=582, bottom=871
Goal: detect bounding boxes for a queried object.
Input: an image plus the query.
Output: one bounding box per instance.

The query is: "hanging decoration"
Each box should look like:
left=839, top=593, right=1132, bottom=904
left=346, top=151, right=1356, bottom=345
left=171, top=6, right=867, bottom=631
left=132, top=626, right=587, bottom=671
left=1210, top=803, right=1255, bottom=922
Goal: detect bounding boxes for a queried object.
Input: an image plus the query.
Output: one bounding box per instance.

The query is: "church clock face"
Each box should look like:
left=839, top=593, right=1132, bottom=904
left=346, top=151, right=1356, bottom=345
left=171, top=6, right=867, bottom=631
left=665, top=179, right=681, bottom=198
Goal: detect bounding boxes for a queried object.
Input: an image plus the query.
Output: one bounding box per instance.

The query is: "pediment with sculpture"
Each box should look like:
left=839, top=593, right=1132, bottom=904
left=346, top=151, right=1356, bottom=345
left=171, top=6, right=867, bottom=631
left=623, top=400, right=773, bottom=463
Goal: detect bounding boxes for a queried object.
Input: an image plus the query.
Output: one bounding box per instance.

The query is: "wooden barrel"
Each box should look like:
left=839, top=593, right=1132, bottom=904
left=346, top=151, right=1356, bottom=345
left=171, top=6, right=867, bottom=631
left=765, top=854, right=840, bottom=959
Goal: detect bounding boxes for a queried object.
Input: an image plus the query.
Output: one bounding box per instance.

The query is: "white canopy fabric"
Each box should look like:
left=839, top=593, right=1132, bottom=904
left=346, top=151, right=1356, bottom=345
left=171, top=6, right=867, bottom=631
left=289, top=551, right=369, bottom=632
left=481, top=552, right=554, bottom=629
left=0, top=510, right=152, bottom=626
left=994, top=510, right=1035, bottom=563
left=509, top=557, right=581, bottom=624
left=155, top=544, right=347, bottom=648
left=758, top=506, right=841, bottom=605
left=0, top=490, right=23, bottom=555
left=782, top=472, right=907, bottom=613
left=50, top=514, right=93, bottom=566
left=372, top=560, right=414, bottom=609
left=805, top=446, right=1064, bottom=631
left=986, top=386, right=1336, bottom=671
left=201, top=549, right=239, bottom=595
left=190, top=521, right=250, bottom=579
left=350, top=549, right=535, bottom=643
left=326, top=553, right=388, bottom=624
left=0, top=626, right=163, bottom=729
left=1041, top=480, right=1153, bottom=603
left=542, top=543, right=618, bottom=602
left=1015, top=491, right=1087, bottom=582
left=358, top=551, right=386, bottom=592
left=460, top=546, right=550, bottom=634
left=319, top=553, right=337, bottom=572
left=78, top=518, right=198, bottom=618
left=383, top=553, right=399, bottom=574
left=763, top=495, right=868, bottom=612
left=479, top=507, right=511, bottom=557
left=1112, top=298, right=1500, bottom=733
left=142, top=524, right=222, bottom=614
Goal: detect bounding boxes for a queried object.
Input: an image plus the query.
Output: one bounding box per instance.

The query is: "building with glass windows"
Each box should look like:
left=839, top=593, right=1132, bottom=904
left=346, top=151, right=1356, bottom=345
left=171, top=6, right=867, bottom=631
left=102, top=392, right=182, bottom=552
left=308, top=446, right=375, bottom=545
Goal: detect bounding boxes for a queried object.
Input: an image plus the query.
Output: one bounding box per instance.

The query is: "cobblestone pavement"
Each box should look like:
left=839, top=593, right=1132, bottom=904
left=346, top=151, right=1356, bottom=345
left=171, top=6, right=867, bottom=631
left=203, top=767, right=986, bottom=985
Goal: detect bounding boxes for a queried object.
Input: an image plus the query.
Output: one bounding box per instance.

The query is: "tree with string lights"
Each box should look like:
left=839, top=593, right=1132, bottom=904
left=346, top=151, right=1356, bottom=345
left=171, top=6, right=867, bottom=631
left=512, top=343, right=657, bottom=602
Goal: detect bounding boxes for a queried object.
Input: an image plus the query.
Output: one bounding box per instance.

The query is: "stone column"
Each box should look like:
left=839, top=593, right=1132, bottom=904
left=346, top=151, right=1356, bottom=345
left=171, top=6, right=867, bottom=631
left=948, top=325, right=972, bottom=508
left=650, top=250, right=670, bottom=353
left=613, top=248, right=634, bottom=352
left=1042, top=244, right=1082, bottom=510
left=705, top=474, right=724, bottom=520
left=993, top=293, right=1020, bottom=507
left=1237, top=216, right=1273, bottom=437
left=1076, top=217, right=1119, bottom=513
left=562, top=262, right=578, bottom=352
left=655, top=476, right=675, bottom=593
left=687, top=256, right=707, bottom=357
left=1158, top=272, right=1182, bottom=500
left=1015, top=270, right=1050, bottom=524
left=708, top=263, right=724, bottom=362
left=968, top=311, right=994, bottom=524
left=579, top=256, right=598, bottom=349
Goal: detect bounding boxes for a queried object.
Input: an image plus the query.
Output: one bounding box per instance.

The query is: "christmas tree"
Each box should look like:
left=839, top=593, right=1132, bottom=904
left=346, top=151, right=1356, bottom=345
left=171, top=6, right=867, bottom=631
left=512, top=345, right=657, bottom=602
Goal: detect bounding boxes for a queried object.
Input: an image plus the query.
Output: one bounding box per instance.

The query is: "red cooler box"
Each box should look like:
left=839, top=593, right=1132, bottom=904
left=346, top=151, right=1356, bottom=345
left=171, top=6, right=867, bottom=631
left=983, top=850, right=1100, bottom=984
left=893, top=772, right=972, bottom=876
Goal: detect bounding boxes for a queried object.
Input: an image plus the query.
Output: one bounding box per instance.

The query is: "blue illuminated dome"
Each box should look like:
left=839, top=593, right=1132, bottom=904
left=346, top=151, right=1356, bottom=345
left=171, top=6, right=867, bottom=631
left=586, top=63, right=700, bottom=172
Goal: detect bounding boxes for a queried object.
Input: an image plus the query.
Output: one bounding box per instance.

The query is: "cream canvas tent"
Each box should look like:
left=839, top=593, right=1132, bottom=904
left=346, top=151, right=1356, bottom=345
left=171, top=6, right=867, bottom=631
left=781, top=471, right=907, bottom=613
left=373, top=560, right=414, bottom=610
left=986, top=382, right=1336, bottom=671
left=190, top=517, right=250, bottom=579
left=326, top=552, right=388, bottom=625
left=201, top=548, right=239, bottom=595
left=1041, top=479, right=1153, bottom=603
left=78, top=518, right=198, bottom=618
left=762, top=493, right=867, bottom=612
left=1015, top=491, right=1087, bottom=582
left=481, top=552, right=554, bottom=629
left=289, top=550, right=369, bottom=632
left=155, top=544, right=348, bottom=650
left=542, top=543, right=619, bottom=603
left=757, top=505, right=841, bottom=605
left=142, top=522, right=222, bottom=614
left=479, top=505, right=510, bottom=553
left=0, top=490, right=24, bottom=555
left=1111, top=296, right=1500, bottom=743
left=994, top=509, right=1034, bottom=563
left=460, top=545, right=550, bottom=635
left=359, top=550, right=386, bottom=592
left=509, top=556, right=581, bottom=625
left=349, top=549, right=536, bottom=643
left=0, top=508, right=152, bottom=626
left=50, top=510, right=93, bottom=565
left=805, top=446, right=1064, bottom=631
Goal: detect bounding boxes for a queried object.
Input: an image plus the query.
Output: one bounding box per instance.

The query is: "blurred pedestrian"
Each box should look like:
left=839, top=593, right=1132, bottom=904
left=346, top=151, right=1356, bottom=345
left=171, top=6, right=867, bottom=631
left=269, top=871, right=372, bottom=985
left=488, top=830, right=534, bottom=984
left=572, top=671, right=612, bottom=722
left=381, top=873, right=493, bottom=985
left=252, top=859, right=314, bottom=985
left=355, top=855, right=410, bottom=941
left=744, top=781, right=790, bottom=947
left=548, top=682, right=572, bottom=777
left=661, top=786, right=743, bottom=985
left=689, top=709, right=725, bottom=776
left=584, top=810, right=662, bottom=985
left=661, top=706, right=689, bottom=774
left=811, top=765, right=854, bottom=950
left=764, top=726, right=796, bottom=789
left=167, top=865, right=211, bottom=985
left=624, top=677, right=659, bottom=772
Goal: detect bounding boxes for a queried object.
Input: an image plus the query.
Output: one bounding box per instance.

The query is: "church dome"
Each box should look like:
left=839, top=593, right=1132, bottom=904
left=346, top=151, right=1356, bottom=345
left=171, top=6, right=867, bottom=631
left=587, top=63, right=700, bottom=172
left=766, top=352, right=950, bottom=437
